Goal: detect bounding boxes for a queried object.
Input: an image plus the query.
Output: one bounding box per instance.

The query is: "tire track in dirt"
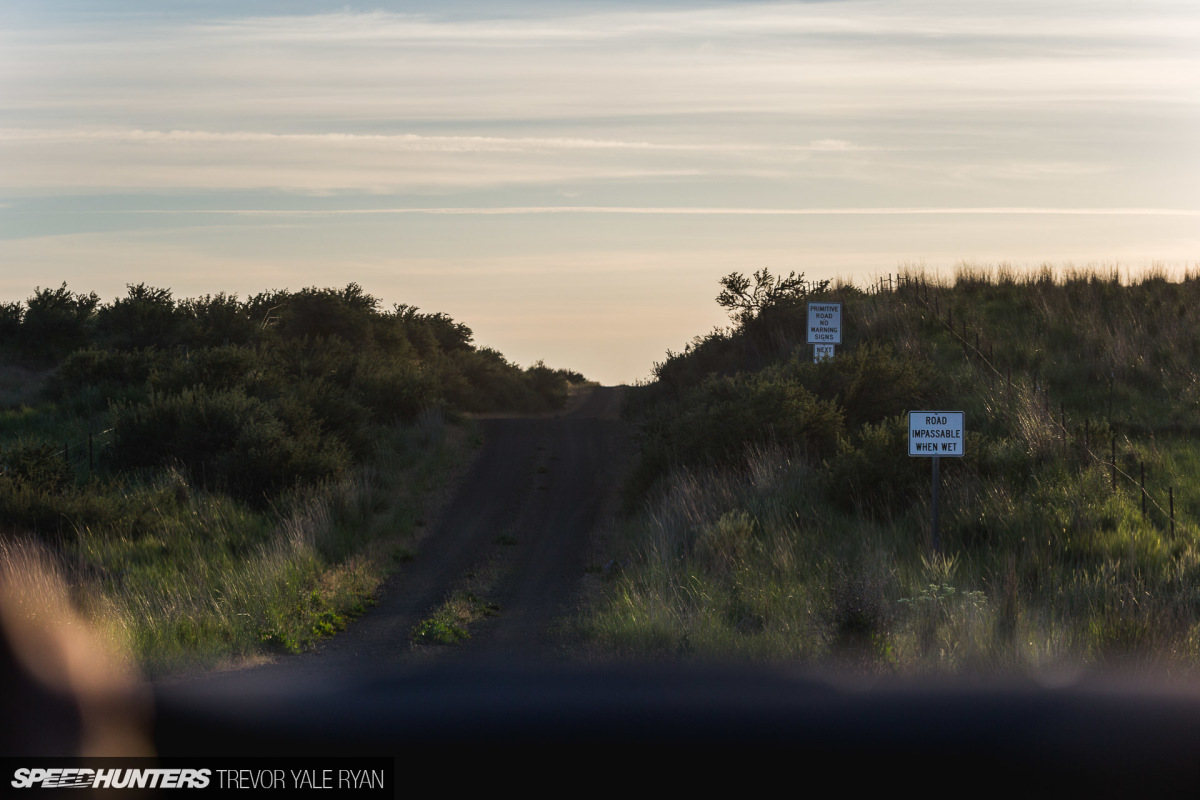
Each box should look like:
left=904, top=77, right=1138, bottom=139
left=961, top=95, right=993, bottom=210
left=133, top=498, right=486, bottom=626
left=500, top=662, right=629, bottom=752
left=463, top=387, right=625, bottom=660
left=176, top=385, right=627, bottom=691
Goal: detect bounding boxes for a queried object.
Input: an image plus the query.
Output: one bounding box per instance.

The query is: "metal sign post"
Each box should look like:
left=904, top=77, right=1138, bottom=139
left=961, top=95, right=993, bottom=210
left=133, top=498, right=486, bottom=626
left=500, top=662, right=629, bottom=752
left=909, top=411, right=965, bottom=554
left=931, top=455, right=940, bottom=553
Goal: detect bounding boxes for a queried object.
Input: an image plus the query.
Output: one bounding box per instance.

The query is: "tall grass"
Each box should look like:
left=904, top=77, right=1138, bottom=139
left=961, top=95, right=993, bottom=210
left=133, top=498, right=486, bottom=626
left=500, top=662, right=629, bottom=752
left=587, top=263, right=1200, bottom=676
left=13, top=413, right=470, bottom=677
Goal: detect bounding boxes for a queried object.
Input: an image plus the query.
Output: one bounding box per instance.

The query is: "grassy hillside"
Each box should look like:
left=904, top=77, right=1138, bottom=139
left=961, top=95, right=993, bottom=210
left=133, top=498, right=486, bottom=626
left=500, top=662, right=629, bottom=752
left=586, top=265, right=1200, bottom=675
left=0, top=282, right=582, bottom=674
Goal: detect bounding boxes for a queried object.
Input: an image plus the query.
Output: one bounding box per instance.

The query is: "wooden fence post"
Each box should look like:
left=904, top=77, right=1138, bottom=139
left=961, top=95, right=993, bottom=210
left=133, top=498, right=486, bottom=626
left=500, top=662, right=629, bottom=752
left=1141, top=462, right=1147, bottom=519
left=1111, top=435, right=1116, bottom=491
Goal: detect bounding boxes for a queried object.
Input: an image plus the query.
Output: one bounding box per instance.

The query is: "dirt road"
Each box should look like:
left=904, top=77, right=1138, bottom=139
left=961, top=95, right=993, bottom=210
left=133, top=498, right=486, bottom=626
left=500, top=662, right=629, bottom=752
left=185, top=385, right=627, bottom=690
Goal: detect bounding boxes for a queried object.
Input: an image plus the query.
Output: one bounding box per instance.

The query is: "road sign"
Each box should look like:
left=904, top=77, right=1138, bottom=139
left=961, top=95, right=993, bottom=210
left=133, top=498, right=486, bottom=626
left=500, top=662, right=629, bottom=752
left=908, top=411, right=965, bottom=457
left=807, top=302, right=842, bottom=345
left=909, top=410, right=965, bottom=555
left=813, top=344, right=834, bottom=363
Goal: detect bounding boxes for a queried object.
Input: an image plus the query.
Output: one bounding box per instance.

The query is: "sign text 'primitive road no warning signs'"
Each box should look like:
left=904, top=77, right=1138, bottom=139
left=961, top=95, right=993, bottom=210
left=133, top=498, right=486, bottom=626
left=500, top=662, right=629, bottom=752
left=908, top=411, right=965, bottom=457
left=807, top=302, right=842, bottom=345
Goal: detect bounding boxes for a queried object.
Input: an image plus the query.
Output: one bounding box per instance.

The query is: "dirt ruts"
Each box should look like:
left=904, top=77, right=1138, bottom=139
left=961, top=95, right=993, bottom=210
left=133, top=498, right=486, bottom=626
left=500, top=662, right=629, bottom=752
left=180, top=385, right=627, bottom=691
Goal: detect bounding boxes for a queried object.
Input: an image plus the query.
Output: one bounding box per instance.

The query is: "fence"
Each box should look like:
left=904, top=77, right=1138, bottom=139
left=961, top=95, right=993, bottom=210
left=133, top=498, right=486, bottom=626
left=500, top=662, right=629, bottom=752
left=871, top=271, right=1188, bottom=539
left=56, top=427, right=114, bottom=480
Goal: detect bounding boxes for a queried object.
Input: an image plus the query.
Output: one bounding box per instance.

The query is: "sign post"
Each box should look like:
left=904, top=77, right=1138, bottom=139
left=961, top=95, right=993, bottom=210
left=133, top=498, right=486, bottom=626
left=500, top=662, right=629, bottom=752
left=908, top=411, right=965, bottom=554
left=807, top=302, right=842, bottom=362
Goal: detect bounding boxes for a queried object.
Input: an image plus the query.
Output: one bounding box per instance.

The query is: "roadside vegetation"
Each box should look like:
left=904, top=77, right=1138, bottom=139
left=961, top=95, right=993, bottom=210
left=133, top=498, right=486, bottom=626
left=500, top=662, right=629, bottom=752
left=586, top=263, right=1200, bottom=676
left=0, top=282, right=581, bottom=675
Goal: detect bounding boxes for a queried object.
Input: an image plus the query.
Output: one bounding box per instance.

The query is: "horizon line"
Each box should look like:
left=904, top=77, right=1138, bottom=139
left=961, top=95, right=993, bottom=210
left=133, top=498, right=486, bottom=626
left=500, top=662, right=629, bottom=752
left=35, top=206, right=1200, bottom=217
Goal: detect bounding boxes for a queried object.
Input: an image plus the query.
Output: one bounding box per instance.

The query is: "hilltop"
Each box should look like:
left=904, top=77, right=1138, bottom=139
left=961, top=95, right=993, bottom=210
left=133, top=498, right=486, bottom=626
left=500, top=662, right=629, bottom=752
left=0, top=282, right=582, bottom=674
left=586, top=265, right=1200, bottom=674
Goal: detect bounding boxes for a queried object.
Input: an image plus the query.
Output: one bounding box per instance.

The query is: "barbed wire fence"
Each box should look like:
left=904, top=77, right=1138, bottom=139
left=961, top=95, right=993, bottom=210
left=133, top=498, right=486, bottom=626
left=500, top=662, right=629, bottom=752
left=870, top=270, right=1188, bottom=539
left=56, top=427, right=115, bottom=480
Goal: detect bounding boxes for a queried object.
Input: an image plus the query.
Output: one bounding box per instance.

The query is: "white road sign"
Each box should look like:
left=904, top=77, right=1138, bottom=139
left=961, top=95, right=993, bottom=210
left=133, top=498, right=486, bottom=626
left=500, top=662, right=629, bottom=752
left=813, top=344, right=835, bottom=363
left=908, top=411, right=965, bottom=457
left=807, top=302, right=842, bottom=344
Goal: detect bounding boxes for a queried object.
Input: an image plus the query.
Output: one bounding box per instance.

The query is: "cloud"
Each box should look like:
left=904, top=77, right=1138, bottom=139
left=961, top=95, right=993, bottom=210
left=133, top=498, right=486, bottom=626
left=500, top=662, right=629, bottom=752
left=0, top=128, right=885, bottom=154
left=1, top=3, right=1195, bottom=214
left=0, top=127, right=906, bottom=192
left=3, top=1, right=1196, bottom=128
left=193, top=4, right=1200, bottom=51
left=948, top=161, right=1113, bottom=182
left=75, top=207, right=1200, bottom=217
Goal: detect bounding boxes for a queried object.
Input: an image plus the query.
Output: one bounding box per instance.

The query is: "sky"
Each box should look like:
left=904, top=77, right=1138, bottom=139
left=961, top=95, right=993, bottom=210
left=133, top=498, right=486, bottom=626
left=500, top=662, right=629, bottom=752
left=1, top=1, right=1197, bottom=384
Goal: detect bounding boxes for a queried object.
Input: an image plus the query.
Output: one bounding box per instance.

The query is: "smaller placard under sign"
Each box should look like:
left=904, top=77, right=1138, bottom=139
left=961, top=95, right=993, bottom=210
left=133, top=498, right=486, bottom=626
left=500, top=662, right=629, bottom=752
left=908, top=411, right=965, bottom=457
left=813, top=344, right=834, bottom=363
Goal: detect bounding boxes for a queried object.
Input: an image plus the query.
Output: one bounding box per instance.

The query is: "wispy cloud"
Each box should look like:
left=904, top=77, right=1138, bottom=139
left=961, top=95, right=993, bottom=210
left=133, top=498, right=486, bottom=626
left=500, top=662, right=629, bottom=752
left=0, top=128, right=905, bottom=192
left=196, top=4, right=1200, bottom=51
left=63, top=207, right=1200, bottom=217
left=4, top=2, right=1196, bottom=125
left=0, top=128, right=889, bottom=154
left=2, top=2, right=1195, bottom=204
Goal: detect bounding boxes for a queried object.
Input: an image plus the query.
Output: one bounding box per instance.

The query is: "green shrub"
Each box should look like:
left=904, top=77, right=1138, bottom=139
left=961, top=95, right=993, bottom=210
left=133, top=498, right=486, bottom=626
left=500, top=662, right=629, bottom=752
left=148, top=346, right=266, bottom=395
left=288, top=380, right=373, bottom=457
left=179, top=292, right=257, bottom=347
left=658, top=372, right=843, bottom=466
left=0, top=440, right=73, bottom=492
left=452, top=347, right=538, bottom=411
left=274, top=285, right=378, bottom=348
left=805, top=342, right=933, bottom=428
left=630, top=372, right=844, bottom=498
left=524, top=360, right=572, bottom=410
left=0, top=302, right=22, bottom=347
left=110, top=388, right=350, bottom=502
left=46, top=348, right=161, bottom=406
left=395, top=306, right=474, bottom=358
left=95, top=284, right=186, bottom=350
left=352, top=358, right=439, bottom=423
left=823, top=416, right=926, bottom=518
left=18, top=283, right=98, bottom=362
